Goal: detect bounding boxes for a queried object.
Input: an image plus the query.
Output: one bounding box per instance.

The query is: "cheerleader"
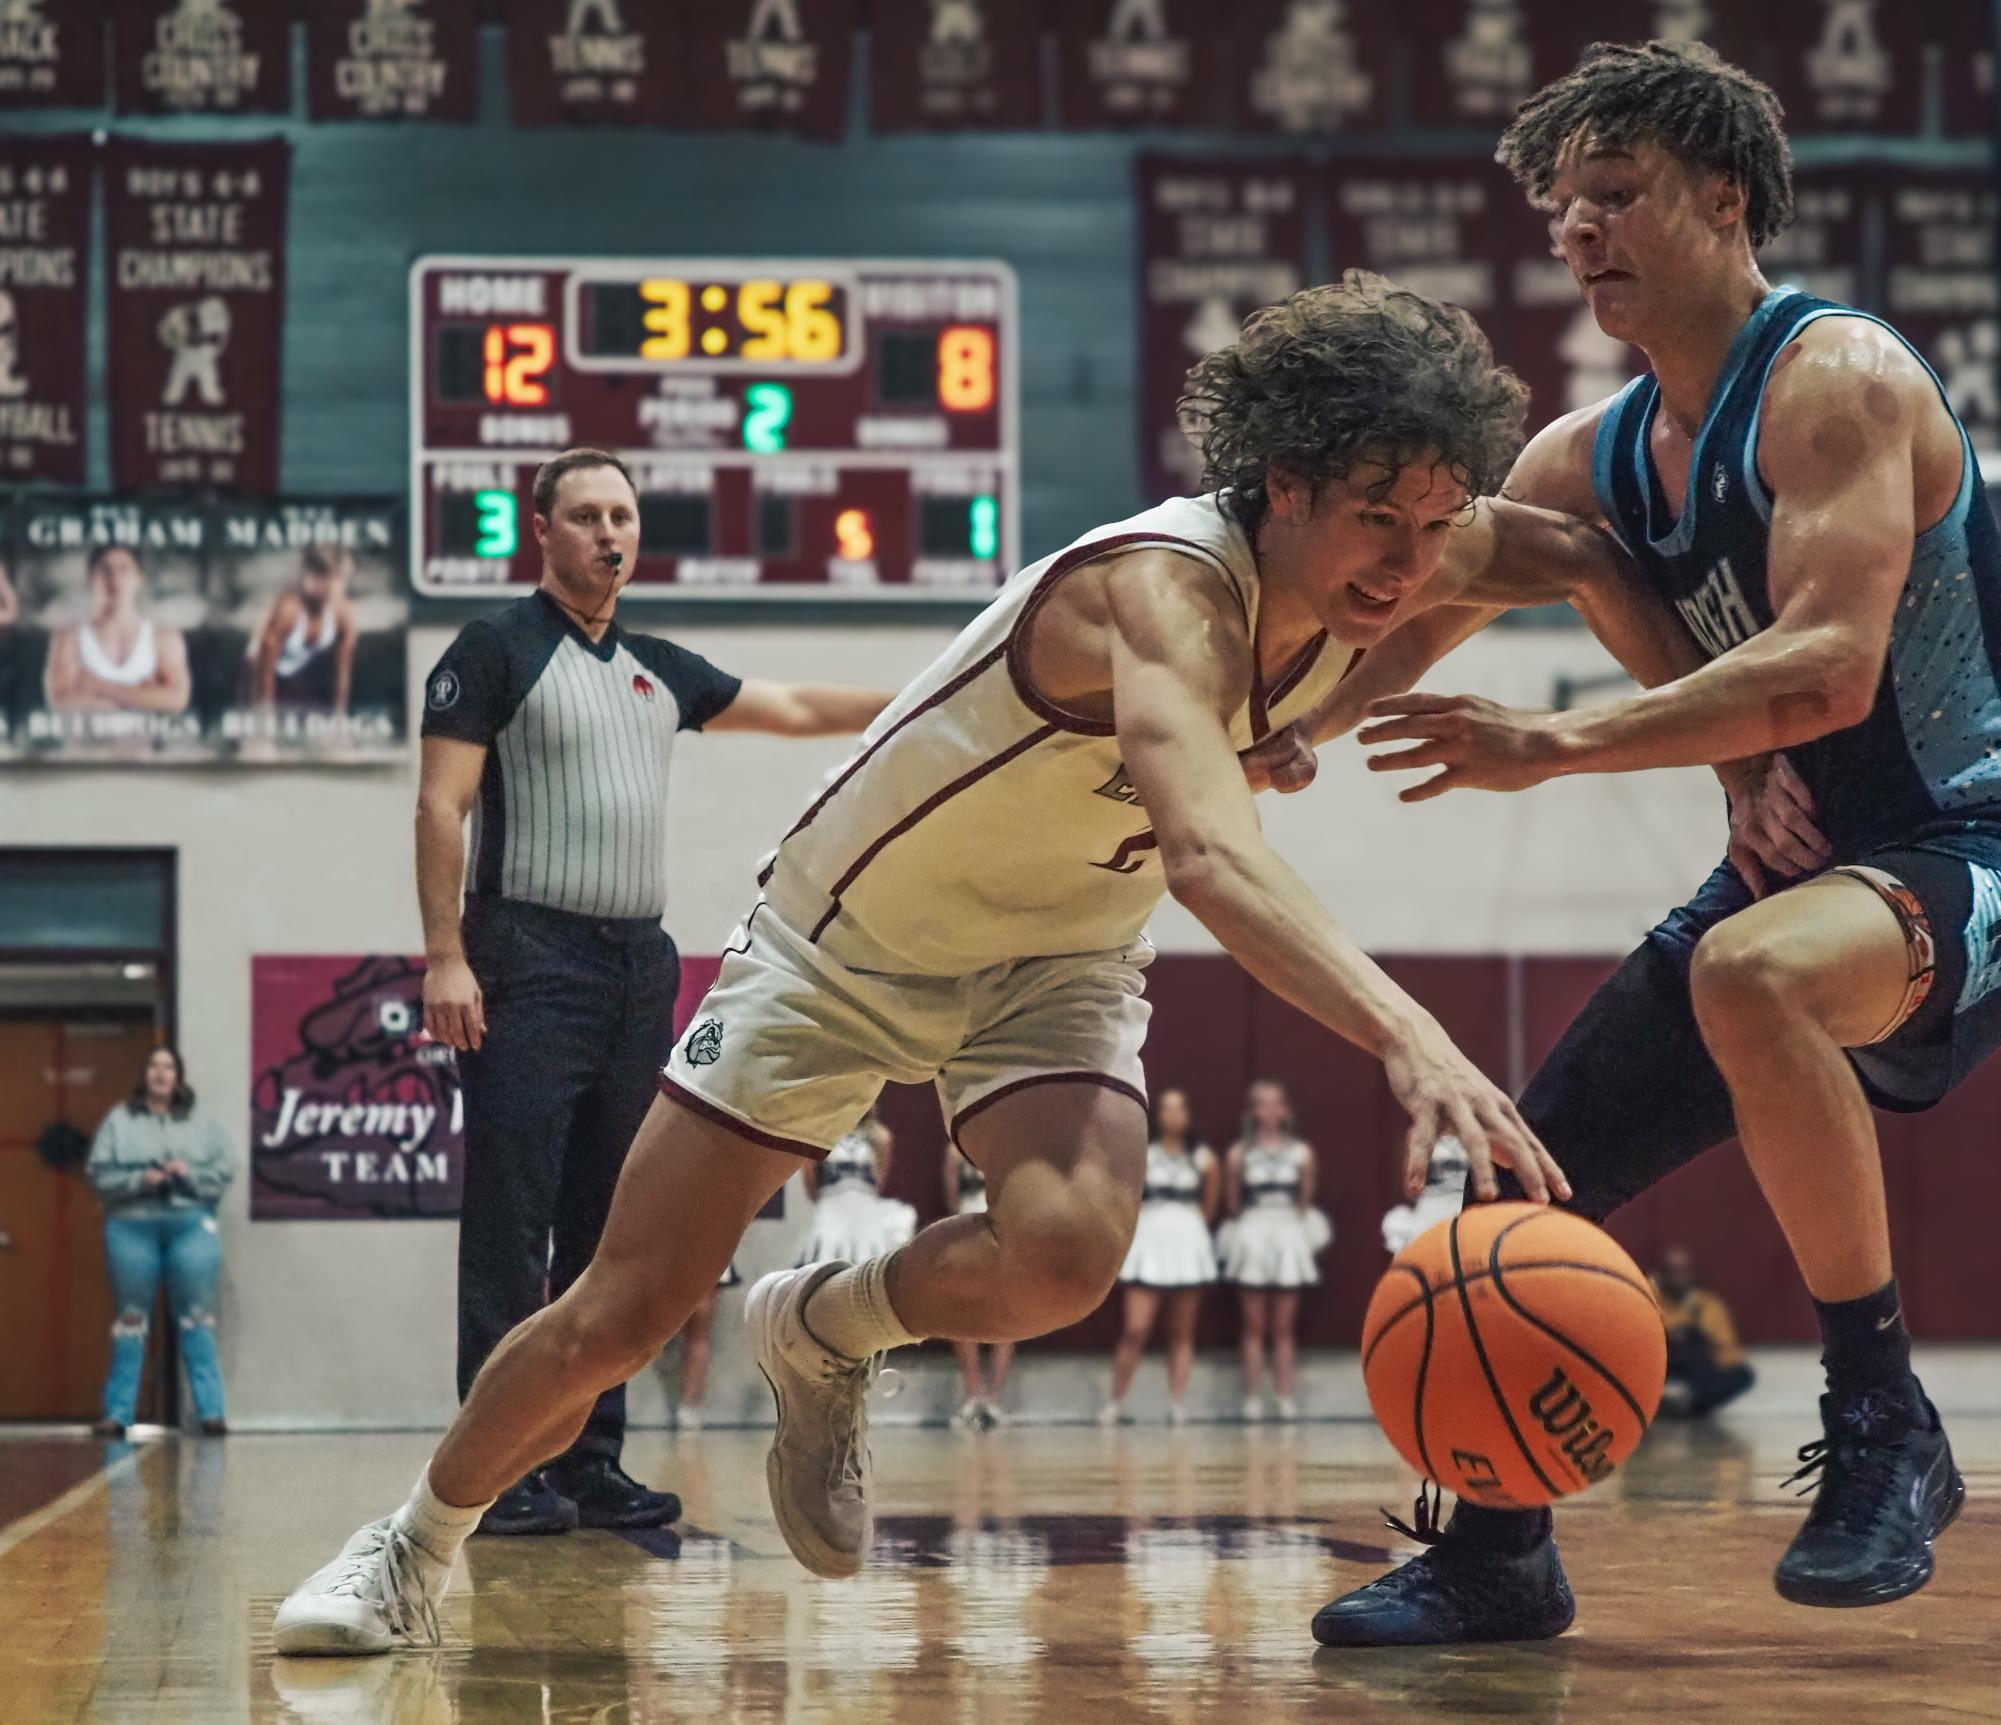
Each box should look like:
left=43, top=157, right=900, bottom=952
left=799, top=1113, right=917, bottom=1265
left=1221, top=1080, right=1328, bottom=1423
left=669, top=1257, right=739, bottom=1432
left=1380, top=1136, right=1469, bottom=1255
left=1100, top=1089, right=1219, bottom=1427
left=943, top=1147, right=1015, bottom=1430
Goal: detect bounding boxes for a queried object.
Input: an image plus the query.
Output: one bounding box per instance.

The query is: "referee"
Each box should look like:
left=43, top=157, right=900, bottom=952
left=417, top=447, right=891, bottom=1536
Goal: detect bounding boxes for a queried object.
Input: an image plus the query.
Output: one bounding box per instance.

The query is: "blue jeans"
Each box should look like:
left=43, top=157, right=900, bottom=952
left=102, top=1209, right=226, bottom=1426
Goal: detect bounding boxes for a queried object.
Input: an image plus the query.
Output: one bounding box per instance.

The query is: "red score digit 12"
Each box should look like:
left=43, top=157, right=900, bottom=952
left=483, top=322, right=555, bottom=407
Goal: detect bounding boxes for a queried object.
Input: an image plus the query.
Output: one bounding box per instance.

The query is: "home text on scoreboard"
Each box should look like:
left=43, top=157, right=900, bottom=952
left=410, top=256, right=1019, bottom=601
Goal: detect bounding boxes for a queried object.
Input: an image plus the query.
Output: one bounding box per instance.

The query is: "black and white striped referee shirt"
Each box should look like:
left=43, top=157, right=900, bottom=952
left=420, top=591, right=741, bottom=921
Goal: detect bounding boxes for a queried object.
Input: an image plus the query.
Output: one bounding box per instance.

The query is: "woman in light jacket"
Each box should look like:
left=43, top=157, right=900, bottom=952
left=86, top=1046, right=234, bottom=1438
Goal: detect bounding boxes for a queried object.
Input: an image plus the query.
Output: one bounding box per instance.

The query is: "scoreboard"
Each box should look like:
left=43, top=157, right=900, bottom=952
left=409, top=255, right=1019, bottom=601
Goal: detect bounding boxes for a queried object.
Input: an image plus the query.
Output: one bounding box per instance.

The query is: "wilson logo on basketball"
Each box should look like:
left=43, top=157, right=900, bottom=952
left=632, top=675, right=655, bottom=700
left=1528, top=1367, right=1617, bottom=1484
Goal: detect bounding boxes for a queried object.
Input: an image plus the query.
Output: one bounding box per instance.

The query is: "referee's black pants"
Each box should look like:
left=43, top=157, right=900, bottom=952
left=456, top=897, right=680, bottom=1469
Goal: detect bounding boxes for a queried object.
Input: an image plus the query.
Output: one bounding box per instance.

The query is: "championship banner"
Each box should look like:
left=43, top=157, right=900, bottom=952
left=1761, top=0, right=1920, bottom=135
left=251, top=957, right=464, bottom=1221
left=1496, top=188, right=1643, bottom=432
left=1138, top=155, right=1309, bottom=499
left=104, top=136, right=289, bottom=495
left=1934, top=0, right=1993, bottom=141
left=869, top=0, right=1043, bottom=133
left=112, top=0, right=291, bottom=115
left=686, top=0, right=856, bottom=139
left=306, top=0, right=480, bottom=123
left=1882, top=173, right=2000, bottom=467
left=0, top=494, right=405, bottom=765
left=0, top=135, right=91, bottom=486
left=1405, top=0, right=1578, bottom=131
left=507, top=0, right=683, bottom=128
left=1230, top=0, right=1390, bottom=136
left=5, top=497, right=210, bottom=761
left=1055, top=0, right=1223, bottom=130
left=1326, top=161, right=1504, bottom=351
left=0, top=0, right=107, bottom=109
left=1758, top=170, right=1866, bottom=309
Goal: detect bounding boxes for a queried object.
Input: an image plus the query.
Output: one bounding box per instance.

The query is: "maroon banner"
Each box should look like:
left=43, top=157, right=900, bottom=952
left=869, top=0, right=1042, bottom=132
left=1327, top=160, right=1506, bottom=351
left=1934, top=0, right=1994, bottom=141
left=0, top=135, right=90, bottom=485
left=1761, top=0, right=1920, bottom=134
left=1138, top=156, right=1309, bottom=499
left=0, top=0, right=107, bottom=109
left=507, top=0, right=682, bottom=127
left=1758, top=169, right=1866, bottom=309
left=686, top=0, right=856, bottom=138
left=1405, top=0, right=1579, bottom=130
left=1231, top=0, right=1390, bottom=136
left=1496, top=188, right=1644, bottom=431
left=1881, top=172, right=2000, bottom=467
left=1056, top=0, right=1222, bottom=129
left=306, top=0, right=480, bottom=123
left=113, top=0, right=291, bottom=115
left=104, top=137, right=289, bottom=493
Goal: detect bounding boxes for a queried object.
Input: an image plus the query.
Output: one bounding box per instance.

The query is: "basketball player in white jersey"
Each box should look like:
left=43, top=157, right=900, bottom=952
left=275, top=271, right=1686, bottom=1650
left=43, top=544, right=192, bottom=717
left=252, top=544, right=357, bottom=713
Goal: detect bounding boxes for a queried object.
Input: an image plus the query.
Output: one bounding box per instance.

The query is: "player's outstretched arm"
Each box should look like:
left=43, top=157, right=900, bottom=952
left=1105, top=552, right=1566, bottom=1203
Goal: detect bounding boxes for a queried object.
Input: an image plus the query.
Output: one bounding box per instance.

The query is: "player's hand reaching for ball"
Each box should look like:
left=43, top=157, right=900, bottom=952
left=1359, top=693, right=1564, bottom=800
left=1238, top=721, right=1318, bottom=794
left=1382, top=1017, right=1569, bottom=1206
left=423, top=954, right=486, bottom=1052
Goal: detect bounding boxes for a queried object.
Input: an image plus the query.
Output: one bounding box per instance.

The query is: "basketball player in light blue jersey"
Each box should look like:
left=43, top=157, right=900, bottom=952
left=1310, top=40, right=1993, bottom=1643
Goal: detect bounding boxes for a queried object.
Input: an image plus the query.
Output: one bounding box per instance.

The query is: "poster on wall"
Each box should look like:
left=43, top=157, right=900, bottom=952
left=507, top=0, right=682, bottom=127
left=103, top=136, right=289, bottom=494
left=112, top=0, right=291, bottom=115
left=1881, top=173, right=2000, bottom=468
left=0, top=134, right=91, bottom=486
left=869, top=0, right=1043, bottom=132
left=0, top=494, right=406, bottom=764
left=1055, top=0, right=1222, bottom=129
left=1231, top=0, right=1390, bottom=137
left=0, top=0, right=107, bottom=109
left=306, top=0, right=481, bottom=123
left=1137, top=156, right=1309, bottom=500
left=687, top=0, right=856, bottom=138
left=251, top=956, right=464, bottom=1221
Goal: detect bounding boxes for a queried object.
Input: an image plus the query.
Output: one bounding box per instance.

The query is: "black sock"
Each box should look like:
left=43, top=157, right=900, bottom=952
left=1447, top=1502, right=1551, bottom=1554
left=1813, top=1277, right=1915, bottom=1405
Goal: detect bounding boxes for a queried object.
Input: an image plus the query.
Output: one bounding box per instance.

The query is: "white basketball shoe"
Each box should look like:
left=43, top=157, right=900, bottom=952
left=746, top=1262, right=881, bottom=1579
left=272, top=1517, right=449, bottom=1655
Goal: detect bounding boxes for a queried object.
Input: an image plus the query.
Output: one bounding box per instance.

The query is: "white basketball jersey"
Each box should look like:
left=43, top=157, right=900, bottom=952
left=759, top=495, right=1357, bottom=975
left=78, top=619, right=158, bottom=687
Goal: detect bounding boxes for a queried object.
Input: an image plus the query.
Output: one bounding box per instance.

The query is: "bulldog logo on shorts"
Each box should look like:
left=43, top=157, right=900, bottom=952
left=684, top=1018, right=724, bottom=1066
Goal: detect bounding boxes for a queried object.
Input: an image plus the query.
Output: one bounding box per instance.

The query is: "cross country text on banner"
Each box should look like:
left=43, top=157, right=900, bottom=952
left=113, top=0, right=292, bottom=115
left=0, top=135, right=91, bottom=485
left=306, top=0, right=481, bottom=123
left=104, top=136, right=291, bottom=494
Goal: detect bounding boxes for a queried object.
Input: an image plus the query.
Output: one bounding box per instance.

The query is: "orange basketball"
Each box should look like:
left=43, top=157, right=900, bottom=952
left=1362, top=1203, right=1667, bottom=1509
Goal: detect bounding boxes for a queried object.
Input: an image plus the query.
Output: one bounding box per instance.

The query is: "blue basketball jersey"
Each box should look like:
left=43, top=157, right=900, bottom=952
left=1591, top=286, right=2001, bottom=867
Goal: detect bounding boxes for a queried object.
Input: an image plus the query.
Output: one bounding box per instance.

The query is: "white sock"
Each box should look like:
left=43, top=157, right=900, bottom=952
left=803, top=1254, right=925, bottom=1360
left=391, top=1465, right=491, bottom=1568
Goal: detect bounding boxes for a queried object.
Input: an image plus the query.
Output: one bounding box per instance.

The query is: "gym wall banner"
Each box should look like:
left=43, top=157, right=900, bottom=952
left=685, top=0, right=857, bottom=139
left=306, top=0, right=481, bottom=124
left=1231, top=0, right=1389, bottom=137
left=0, top=495, right=406, bottom=764
left=1054, top=0, right=1223, bottom=130
left=103, top=136, right=289, bottom=495
left=0, top=0, right=106, bottom=109
left=869, top=0, right=1043, bottom=133
left=112, top=0, right=291, bottom=115
left=508, top=0, right=682, bottom=128
left=0, top=134, right=90, bottom=486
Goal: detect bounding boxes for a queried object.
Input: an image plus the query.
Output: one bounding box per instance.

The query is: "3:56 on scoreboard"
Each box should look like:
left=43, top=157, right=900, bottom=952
left=410, top=255, right=1019, bottom=603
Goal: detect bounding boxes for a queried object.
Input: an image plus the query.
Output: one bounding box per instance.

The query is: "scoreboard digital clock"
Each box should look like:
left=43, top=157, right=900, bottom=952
left=410, top=255, right=1019, bottom=601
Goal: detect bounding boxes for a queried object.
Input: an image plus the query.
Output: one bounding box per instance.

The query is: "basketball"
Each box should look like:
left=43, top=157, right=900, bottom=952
left=1362, top=1203, right=1668, bottom=1509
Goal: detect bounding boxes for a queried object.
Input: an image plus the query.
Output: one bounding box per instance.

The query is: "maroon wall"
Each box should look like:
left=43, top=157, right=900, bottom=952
left=866, top=952, right=2001, bottom=1350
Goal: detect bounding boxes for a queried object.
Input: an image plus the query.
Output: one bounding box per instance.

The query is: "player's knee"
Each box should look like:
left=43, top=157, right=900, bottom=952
left=557, top=1274, right=681, bottom=1381
left=1689, top=921, right=1794, bottom=1038
left=1002, top=1208, right=1126, bottom=1328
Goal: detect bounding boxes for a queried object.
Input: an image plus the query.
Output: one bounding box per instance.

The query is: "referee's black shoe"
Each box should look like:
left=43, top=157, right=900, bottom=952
left=1311, top=1489, right=1574, bottom=1647
left=476, top=1471, right=578, bottom=1537
left=544, top=1457, right=682, bottom=1531
left=1775, top=1382, right=1963, bottom=1608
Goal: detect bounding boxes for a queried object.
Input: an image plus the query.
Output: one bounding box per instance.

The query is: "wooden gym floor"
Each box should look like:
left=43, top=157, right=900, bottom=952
left=4, top=1405, right=1998, bottom=1724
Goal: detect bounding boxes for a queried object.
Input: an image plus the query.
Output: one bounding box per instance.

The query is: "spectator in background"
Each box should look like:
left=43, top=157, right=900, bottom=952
left=666, top=1257, right=738, bottom=1433
left=1654, top=1246, right=1756, bottom=1419
left=943, top=1146, right=1014, bottom=1430
left=85, top=1047, right=234, bottom=1440
left=1101, top=1089, right=1219, bottom=1427
left=1221, top=1080, right=1329, bottom=1423
left=799, top=1113, right=916, bottom=1266
left=1381, top=1136, right=1470, bottom=1255
left=0, top=557, right=17, bottom=626
left=44, top=544, right=192, bottom=717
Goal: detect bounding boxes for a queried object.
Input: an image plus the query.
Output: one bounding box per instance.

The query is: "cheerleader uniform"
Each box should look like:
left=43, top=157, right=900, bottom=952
left=1117, top=1143, right=1218, bottom=1288
left=799, top=1127, right=918, bottom=1264
left=1221, top=1140, right=1326, bottom=1289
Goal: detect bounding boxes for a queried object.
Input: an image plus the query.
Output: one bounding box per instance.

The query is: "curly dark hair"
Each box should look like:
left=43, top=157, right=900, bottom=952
left=1497, top=40, right=1794, bottom=250
left=1179, top=271, right=1528, bottom=529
